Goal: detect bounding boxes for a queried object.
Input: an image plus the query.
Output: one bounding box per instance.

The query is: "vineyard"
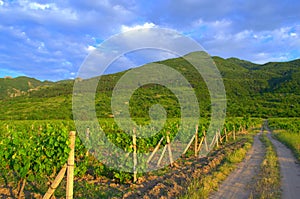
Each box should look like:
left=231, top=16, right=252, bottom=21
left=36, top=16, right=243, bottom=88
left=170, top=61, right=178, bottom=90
left=1, top=3, right=300, bottom=198
left=0, top=117, right=261, bottom=198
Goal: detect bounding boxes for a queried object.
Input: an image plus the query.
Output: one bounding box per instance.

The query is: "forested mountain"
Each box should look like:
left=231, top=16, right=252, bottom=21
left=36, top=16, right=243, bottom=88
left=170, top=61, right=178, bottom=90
left=0, top=51, right=299, bottom=120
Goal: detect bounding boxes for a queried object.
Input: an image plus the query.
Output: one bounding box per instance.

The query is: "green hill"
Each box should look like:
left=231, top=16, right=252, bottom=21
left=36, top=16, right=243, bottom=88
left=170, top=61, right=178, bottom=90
left=0, top=76, right=53, bottom=99
left=0, top=51, right=299, bottom=120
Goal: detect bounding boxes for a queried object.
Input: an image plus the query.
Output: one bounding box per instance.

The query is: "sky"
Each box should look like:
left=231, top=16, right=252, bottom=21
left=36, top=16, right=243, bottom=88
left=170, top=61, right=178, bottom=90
left=0, top=0, right=299, bottom=81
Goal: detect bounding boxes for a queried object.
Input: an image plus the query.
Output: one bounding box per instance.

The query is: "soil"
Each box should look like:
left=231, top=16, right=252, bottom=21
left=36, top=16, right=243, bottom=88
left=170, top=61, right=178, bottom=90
left=208, top=133, right=265, bottom=199
left=123, top=139, right=248, bottom=199
left=0, top=139, right=249, bottom=199
left=209, top=126, right=300, bottom=199
left=2, top=126, right=300, bottom=199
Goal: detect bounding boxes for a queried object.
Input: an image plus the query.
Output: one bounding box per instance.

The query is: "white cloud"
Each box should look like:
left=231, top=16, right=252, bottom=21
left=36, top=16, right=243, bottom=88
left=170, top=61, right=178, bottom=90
left=188, top=18, right=233, bottom=42
left=37, top=42, right=45, bottom=50
left=1, top=0, right=300, bottom=80
left=18, top=0, right=55, bottom=10
left=192, top=18, right=232, bottom=29
left=252, top=52, right=291, bottom=64
left=11, top=0, right=78, bottom=22
left=290, top=32, right=297, bottom=37
left=200, top=23, right=300, bottom=64
left=86, top=45, right=97, bottom=52
left=28, top=2, right=52, bottom=10
left=121, top=22, right=157, bottom=32
left=211, top=19, right=232, bottom=29
left=234, top=30, right=253, bottom=41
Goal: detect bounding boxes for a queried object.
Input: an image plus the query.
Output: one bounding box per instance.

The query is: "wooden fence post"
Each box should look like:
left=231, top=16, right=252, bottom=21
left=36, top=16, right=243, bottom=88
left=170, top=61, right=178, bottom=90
left=218, top=130, right=222, bottom=144
left=133, top=128, right=137, bottom=183
left=66, top=131, right=76, bottom=199
left=43, top=164, right=67, bottom=199
left=18, top=178, right=26, bottom=199
left=86, top=127, right=90, bottom=156
left=86, top=127, right=90, bottom=139
left=209, top=134, right=216, bottom=149
left=183, top=134, right=195, bottom=155
left=147, top=136, right=164, bottom=163
left=233, top=128, right=236, bottom=140
left=194, top=125, right=198, bottom=157
left=157, top=145, right=167, bottom=167
left=166, top=132, right=174, bottom=166
left=197, top=136, right=205, bottom=153
left=204, top=130, right=209, bottom=152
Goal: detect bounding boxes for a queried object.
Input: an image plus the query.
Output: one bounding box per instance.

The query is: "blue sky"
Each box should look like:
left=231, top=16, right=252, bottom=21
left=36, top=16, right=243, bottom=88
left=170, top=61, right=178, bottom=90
left=0, top=0, right=299, bottom=81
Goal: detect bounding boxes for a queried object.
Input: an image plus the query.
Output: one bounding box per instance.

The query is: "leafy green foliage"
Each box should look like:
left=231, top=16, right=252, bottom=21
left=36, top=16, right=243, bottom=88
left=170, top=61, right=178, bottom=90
left=0, top=52, right=299, bottom=120
left=0, top=121, right=87, bottom=184
left=0, top=117, right=260, bottom=185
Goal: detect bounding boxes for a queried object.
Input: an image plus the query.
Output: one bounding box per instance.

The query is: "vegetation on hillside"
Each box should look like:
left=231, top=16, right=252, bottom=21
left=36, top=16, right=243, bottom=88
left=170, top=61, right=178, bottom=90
left=0, top=52, right=299, bottom=120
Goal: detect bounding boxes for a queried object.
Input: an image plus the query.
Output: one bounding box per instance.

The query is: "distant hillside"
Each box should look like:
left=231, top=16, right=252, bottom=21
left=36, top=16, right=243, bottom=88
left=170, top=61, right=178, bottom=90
left=0, top=76, right=53, bottom=99
left=0, top=52, right=299, bottom=120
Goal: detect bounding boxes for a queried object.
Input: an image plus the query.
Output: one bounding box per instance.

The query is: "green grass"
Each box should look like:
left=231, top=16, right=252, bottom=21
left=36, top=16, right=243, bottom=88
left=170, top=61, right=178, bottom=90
left=268, top=117, right=300, bottom=161
left=251, top=134, right=281, bottom=199
left=179, top=136, right=253, bottom=199
left=273, top=130, right=300, bottom=161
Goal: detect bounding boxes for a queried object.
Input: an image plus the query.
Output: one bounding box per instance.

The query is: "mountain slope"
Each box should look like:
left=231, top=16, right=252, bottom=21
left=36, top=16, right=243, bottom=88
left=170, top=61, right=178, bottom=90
left=0, top=76, right=53, bottom=99
left=0, top=52, right=299, bottom=119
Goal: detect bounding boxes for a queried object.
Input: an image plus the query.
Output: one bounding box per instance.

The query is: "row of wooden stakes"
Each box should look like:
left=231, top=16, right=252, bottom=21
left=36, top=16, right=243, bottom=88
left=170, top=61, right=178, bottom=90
left=43, top=131, right=76, bottom=199
left=43, top=125, right=242, bottom=197
left=133, top=125, right=239, bottom=182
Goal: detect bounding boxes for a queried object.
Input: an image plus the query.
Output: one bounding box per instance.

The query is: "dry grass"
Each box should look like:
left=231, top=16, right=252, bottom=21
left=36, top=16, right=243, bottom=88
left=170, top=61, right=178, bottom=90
left=179, top=137, right=252, bottom=199
left=251, top=134, right=281, bottom=199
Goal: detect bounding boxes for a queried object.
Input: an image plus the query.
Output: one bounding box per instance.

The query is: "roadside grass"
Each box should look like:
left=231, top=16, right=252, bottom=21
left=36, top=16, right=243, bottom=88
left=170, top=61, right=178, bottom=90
left=179, top=135, right=253, bottom=199
left=273, top=130, right=300, bottom=161
left=250, top=133, right=281, bottom=199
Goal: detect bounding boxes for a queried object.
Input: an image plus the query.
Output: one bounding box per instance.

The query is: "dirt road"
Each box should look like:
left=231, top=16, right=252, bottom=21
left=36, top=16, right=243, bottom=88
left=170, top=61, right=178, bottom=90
left=267, top=132, right=300, bottom=199
left=209, top=126, right=300, bottom=199
left=209, top=133, right=265, bottom=199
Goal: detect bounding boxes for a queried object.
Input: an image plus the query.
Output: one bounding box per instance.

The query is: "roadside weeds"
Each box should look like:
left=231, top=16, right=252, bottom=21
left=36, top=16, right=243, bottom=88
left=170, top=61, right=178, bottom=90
left=250, top=133, right=281, bottom=199
left=179, top=135, right=253, bottom=199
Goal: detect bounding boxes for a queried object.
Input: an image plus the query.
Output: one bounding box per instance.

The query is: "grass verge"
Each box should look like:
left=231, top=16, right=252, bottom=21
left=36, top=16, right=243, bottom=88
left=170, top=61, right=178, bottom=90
left=273, top=130, right=300, bottom=161
left=250, top=134, right=281, bottom=199
left=179, top=135, right=253, bottom=199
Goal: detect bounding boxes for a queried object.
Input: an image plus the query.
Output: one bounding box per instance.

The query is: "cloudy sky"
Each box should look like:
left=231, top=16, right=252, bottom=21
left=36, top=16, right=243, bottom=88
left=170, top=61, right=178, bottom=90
left=0, top=0, right=299, bottom=81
